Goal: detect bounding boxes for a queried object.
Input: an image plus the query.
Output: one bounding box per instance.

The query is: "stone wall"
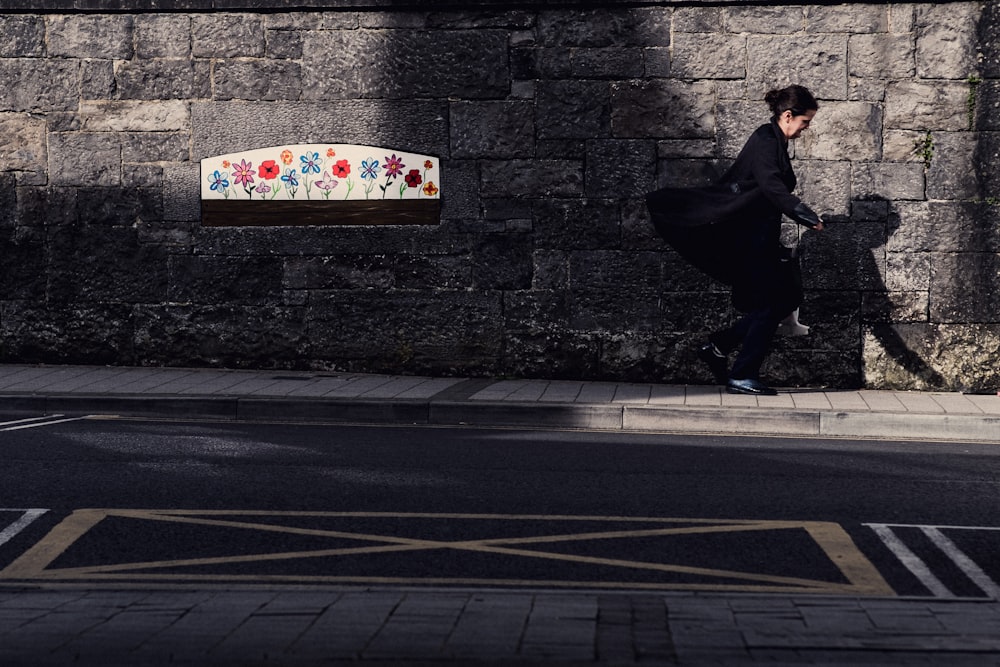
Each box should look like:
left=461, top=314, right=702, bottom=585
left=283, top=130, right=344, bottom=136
left=1, top=1, right=997, bottom=391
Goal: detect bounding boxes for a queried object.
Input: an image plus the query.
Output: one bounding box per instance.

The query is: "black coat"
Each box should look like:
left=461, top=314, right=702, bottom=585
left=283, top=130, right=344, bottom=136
left=647, top=120, right=809, bottom=313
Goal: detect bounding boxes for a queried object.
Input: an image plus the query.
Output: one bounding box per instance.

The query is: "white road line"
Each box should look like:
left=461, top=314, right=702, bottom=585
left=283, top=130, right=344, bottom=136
left=922, top=526, right=1000, bottom=599
left=0, top=415, right=64, bottom=428
left=0, top=509, right=48, bottom=548
left=866, top=523, right=953, bottom=597
left=0, top=416, right=91, bottom=431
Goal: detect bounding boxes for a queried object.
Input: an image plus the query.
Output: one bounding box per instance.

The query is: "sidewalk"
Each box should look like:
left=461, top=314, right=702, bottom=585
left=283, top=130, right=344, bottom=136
left=2, top=363, right=999, bottom=442
left=0, top=587, right=998, bottom=666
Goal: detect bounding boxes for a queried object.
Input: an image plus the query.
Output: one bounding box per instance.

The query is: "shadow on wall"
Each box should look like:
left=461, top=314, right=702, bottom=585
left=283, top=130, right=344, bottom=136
left=797, top=195, right=944, bottom=389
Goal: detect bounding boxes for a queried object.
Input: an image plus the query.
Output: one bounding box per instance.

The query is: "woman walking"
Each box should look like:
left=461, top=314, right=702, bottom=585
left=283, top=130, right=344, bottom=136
left=647, top=85, right=825, bottom=396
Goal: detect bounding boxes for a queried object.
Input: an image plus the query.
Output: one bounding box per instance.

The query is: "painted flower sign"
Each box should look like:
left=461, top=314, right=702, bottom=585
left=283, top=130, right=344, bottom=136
left=200, top=144, right=441, bottom=202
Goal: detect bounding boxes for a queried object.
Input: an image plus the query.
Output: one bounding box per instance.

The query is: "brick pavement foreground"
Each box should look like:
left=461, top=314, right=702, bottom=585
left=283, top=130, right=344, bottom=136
left=0, top=587, right=999, bottom=666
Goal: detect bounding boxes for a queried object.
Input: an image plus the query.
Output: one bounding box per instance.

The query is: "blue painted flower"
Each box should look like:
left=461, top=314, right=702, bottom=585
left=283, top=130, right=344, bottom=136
left=281, top=168, right=299, bottom=187
left=360, top=157, right=381, bottom=180
left=208, top=170, right=230, bottom=191
left=299, top=152, right=322, bottom=175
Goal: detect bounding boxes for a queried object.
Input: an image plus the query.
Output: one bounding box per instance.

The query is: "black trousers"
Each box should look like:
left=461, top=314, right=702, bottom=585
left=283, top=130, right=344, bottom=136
left=709, top=304, right=788, bottom=381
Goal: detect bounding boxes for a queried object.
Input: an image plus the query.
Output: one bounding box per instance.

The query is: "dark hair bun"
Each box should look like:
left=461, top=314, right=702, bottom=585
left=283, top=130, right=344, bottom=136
left=765, top=85, right=819, bottom=118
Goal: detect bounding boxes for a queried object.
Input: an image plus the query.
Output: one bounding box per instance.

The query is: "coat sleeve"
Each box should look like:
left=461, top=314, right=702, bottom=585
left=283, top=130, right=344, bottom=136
left=748, top=131, right=802, bottom=218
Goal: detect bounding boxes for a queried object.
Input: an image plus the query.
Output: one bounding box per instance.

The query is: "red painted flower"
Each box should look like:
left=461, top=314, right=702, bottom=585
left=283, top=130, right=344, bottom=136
left=405, top=169, right=422, bottom=188
left=333, top=159, right=351, bottom=178
left=422, top=181, right=439, bottom=197
left=258, top=159, right=280, bottom=180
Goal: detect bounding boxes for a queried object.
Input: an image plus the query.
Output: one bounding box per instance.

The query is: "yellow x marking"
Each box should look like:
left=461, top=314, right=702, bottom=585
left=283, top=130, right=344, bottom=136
left=0, top=510, right=893, bottom=595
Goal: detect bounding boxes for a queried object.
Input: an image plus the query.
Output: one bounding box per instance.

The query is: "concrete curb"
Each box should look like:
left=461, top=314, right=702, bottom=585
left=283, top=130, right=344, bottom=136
left=3, top=393, right=999, bottom=443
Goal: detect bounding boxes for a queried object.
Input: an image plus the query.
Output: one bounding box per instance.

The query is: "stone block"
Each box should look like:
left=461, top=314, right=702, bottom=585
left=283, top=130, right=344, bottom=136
left=977, top=131, right=1000, bottom=197
left=480, top=159, right=583, bottom=198
left=46, top=15, right=133, bottom=59
left=886, top=251, right=930, bottom=291
left=644, top=47, right=670, bottom=78
left=882, top=129, right=928, bottom=162
left=747, top=34, right=848, bottom=101
left=301, top=30, right=508, bottom=100
left=798, top=101, right=881, bottom=161
left=930, top=251, right=1000, bottom=323
left=654, top=158, right=726, bottom=189
left=213, top=60, right=303, bottom=101
left=610, top=79, right=715, bottom=139
left=81, top=60, right=116, bottom=100
left=451, top=101, right=535, bottom=159
left=134, top=304, right=308, bottom=369
left=0, top=112, right=46, bottom=172
left=851, top=162, right=925, bottom=201
left=77, top=101, right=190, bottom=132
left=0, top=301, right=136, bottom=366
left=169, top=255, right=284, bottom=305
left=672, top=7, right=721, bottom=33
left=0, top=59, right=79, bottom=112
left=862, top=289, right=929, bottom=323
left=47, top=223, right=169, bottom=304
left=915, top=3, right=981, bottom=80
left=192, top=14, right=265, bottom=58
left=723, top=6, right=804, bottom=34
left=885, top=81, right=969, bottom=131
left=862, top=324, right=954, bottom=390
left=532, top=198, right=620, bottom=251
left=48, top=133, right=122, bottom=187
left=283, top=254, right=395, bottom=291
left=393, top=254, right=471, bottom=290
left=0, top=15, right=45, bottom=57
left=799, top=216, right=888, bottom=291
left=116, top=60, right=212, bottom=101
left=532, top=251, right=568, bottom=289
left=848, top=34, right=915, bottom=79
left=536, top=80, right=609, bottom=140
left=537, top=7, right=670, bottom=47
left=163, top=163, right=201, bottom=223
left=805, top=4, right=887, bottom=33
left=136, top=15, right=192, bottom=58
left=501, top=330, right=601, bottom=380
left=306, top=289, right=503, bottom=375
left=793, top=160, right=852, bottom=217
left=585, top=139, right=657, bottom=198
left=671, top=33, right=747, bottom=79
left=977, top=80, right=1000, bottom=131
left=891, top=201, right=999, bottom=253
left=888, top=4, right=916, bottom=33
left=510, top=47, right=572, bottom=80
left=472, top=233, right=533, bottom=290
left=571, top=47, right=644, bottom=79
left=0, top=228, right=46, bottom=300
left=715, top=100, right=765, bottom=160
left=981, top=0, right=1000, bottom=78
left=926, top=131, right=979, bottom=200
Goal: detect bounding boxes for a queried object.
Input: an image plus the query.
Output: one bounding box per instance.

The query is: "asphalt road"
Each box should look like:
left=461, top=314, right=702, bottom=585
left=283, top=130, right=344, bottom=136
left=2, top=416, right=999, bottom=598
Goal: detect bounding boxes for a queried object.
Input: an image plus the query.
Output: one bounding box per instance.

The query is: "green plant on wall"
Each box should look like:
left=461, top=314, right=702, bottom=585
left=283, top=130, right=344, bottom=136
left=913, top=131, right=934, bottom=169
left=967, top=74, right=981, bottom=130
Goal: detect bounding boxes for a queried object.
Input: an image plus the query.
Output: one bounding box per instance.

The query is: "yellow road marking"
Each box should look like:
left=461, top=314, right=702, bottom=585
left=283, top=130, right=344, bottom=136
left=1, top=510, right=894, bottom=595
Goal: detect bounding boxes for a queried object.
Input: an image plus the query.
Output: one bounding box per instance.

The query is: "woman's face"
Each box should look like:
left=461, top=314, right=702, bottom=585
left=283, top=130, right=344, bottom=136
left=779, top=109, right=816, bottom=140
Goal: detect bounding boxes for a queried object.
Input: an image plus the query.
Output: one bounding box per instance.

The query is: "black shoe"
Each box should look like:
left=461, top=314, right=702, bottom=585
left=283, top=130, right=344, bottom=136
left=697, top=343, right=728, bottom=385
left=726, top=378, right=778, bottom=396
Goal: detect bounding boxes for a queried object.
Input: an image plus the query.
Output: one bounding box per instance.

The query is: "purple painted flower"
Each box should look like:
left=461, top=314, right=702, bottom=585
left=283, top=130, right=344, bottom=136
left=232, top=159, right=254, bottom=188
left=384, top=154, right=404, bottom=178
left=315, top=172, right=338, bottom=192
